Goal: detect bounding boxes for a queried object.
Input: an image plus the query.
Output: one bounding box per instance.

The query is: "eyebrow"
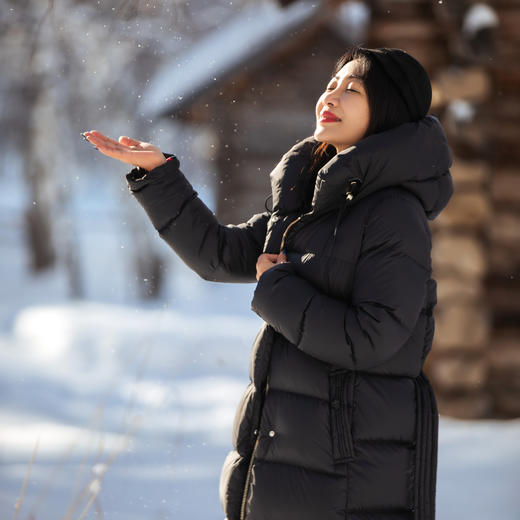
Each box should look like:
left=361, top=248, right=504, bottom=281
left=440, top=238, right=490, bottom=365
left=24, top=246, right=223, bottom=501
left=331, top=74, right=364, bottom=84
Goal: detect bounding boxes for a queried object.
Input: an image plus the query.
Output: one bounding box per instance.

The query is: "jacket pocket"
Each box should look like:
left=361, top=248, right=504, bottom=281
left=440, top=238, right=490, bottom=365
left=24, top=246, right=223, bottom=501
left=329, top=370, right=356, bottom=462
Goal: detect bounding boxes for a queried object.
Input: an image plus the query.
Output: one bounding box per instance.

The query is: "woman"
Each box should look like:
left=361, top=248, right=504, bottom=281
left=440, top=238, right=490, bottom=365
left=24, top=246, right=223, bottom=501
left=83, top=46, right=453, bottom=520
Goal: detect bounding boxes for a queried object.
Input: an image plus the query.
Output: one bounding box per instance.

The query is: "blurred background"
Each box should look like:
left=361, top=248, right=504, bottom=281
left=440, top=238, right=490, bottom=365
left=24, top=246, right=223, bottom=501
left=1, top=0, right=519, bottom=518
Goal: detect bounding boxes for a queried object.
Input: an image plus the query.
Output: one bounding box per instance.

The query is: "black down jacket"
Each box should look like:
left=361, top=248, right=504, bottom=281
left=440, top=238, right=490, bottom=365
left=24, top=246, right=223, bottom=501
left=125, top=114, right=454, bottom=520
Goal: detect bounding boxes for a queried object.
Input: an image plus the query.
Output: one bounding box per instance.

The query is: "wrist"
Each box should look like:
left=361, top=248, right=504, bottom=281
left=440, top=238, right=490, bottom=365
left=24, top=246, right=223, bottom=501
left=144, top=157, right=169, bottom=172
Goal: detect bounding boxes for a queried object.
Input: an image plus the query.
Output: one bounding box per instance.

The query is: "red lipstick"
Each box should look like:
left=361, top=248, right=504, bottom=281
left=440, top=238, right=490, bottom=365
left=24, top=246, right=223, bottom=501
left=320, top=110, right=341, bottom=122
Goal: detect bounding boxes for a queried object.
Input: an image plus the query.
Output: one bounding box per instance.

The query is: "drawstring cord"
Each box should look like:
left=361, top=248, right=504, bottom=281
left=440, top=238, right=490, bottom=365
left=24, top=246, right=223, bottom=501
left=332, top=178, right=362, bottom=241
left=264, top=193, right=274, bottom=214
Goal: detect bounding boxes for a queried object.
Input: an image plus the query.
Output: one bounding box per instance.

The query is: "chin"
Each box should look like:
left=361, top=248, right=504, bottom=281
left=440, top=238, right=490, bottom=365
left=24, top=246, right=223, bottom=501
left=314, top=126, right=328, bottom=140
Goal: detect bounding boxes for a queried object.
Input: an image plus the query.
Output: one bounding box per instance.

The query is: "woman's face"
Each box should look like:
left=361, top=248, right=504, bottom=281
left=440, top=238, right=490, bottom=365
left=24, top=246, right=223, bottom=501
left=314, top=59, right=370, bottom=153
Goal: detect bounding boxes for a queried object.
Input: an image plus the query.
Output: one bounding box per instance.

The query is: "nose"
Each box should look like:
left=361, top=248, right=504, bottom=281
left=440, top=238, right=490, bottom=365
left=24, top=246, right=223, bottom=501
left=322, top=89, right=338, bottom=109
left=316, top=90, right=337, bottom=117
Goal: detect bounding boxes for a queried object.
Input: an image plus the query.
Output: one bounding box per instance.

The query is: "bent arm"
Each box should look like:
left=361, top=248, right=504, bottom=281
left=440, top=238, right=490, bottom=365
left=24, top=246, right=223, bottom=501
left=126, top=154, right=269, bottom=283
left=250, top=196, right=432, bottom=370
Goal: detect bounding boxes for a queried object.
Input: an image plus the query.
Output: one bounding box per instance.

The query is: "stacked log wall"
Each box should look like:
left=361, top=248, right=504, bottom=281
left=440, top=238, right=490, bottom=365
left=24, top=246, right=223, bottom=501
left=368, top=0, right=519, bottom=418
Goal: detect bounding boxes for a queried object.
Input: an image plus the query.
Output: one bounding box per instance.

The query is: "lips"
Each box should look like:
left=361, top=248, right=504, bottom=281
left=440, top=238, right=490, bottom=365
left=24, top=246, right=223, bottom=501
left=320, top=110, right=341, bottom=122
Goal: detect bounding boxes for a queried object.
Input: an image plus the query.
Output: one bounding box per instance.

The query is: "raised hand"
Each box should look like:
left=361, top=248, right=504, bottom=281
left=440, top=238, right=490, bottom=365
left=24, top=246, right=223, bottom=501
left=82, top=131, right=167, bottom=172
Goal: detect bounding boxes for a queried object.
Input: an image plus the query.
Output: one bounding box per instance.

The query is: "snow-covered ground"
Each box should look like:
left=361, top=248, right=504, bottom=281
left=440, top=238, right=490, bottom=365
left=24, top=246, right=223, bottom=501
left=1, top=165, right=519, bottom=520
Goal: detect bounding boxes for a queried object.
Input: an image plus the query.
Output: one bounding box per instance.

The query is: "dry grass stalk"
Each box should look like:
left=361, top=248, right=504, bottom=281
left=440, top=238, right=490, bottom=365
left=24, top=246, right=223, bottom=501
left=13, top=435, right=40, bottom=520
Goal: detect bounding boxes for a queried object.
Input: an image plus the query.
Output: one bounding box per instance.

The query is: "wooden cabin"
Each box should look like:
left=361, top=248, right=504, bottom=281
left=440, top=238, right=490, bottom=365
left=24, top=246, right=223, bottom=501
left=142, top=0, right=520, bottom=420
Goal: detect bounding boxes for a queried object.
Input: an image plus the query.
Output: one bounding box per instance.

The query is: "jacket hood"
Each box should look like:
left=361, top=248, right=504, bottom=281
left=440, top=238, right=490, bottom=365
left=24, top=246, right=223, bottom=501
left=269, top=114, right=454, bottom=222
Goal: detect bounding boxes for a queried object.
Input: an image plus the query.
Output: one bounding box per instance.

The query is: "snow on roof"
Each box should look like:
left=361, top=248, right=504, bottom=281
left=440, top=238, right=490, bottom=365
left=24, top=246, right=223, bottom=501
left=328, top=1, right=370, bottom=43
left=138, top=0, right=323, bottom=119
left=462, top=3, right=499, bottom=38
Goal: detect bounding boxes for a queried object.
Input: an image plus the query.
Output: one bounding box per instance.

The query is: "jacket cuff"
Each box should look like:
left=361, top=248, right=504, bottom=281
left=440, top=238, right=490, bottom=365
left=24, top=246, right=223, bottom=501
left=125, top=152, right=178, bottom=190
left=250, top=262, right=315, bottom=345
left=124, top=152, right=200, bottom=232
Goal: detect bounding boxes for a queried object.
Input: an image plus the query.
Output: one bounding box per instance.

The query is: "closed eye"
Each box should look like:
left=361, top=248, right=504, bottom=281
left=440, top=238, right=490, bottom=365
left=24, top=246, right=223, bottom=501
left=326, top=87, right=357, bottom=92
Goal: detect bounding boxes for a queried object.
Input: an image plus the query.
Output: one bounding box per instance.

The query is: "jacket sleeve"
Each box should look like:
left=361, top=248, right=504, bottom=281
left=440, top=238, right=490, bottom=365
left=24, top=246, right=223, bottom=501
left=126, top=153, right=269, bottom=283
left=250, top=195, right=432, bottom=370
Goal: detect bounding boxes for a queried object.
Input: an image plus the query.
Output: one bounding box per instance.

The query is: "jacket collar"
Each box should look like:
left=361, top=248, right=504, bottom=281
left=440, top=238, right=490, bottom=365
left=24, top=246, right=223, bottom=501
left=269, top=114, right=454, bottom=222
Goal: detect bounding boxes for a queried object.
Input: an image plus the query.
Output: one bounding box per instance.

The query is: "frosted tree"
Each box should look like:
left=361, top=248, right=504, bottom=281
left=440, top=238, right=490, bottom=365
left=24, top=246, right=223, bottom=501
left=0, top=0, right=243, bottom=298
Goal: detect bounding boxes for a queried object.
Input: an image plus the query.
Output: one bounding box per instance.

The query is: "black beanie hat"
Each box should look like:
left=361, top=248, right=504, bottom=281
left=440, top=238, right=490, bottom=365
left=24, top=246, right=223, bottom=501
left=362, top=47, right=432, bottom=121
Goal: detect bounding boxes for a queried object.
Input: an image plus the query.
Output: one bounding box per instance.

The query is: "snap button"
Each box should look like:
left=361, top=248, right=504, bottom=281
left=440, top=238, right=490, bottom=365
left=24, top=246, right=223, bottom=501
left=253, top=429, right=258, bottom=435
left=268, top=430, right=276, bottom=438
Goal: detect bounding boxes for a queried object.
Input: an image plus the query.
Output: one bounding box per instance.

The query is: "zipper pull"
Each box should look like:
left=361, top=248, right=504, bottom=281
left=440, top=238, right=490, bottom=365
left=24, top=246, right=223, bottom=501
left=346, top=178, right=362, bottom=199
left=332, top=178, right=362, bottom=239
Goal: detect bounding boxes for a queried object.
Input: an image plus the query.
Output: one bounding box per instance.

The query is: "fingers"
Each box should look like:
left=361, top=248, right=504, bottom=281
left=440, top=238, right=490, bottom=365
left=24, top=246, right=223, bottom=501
left=84, top=131, right=136, bottom=155
left=119, top=136, right=141, bottom=146
left=258, top=253, right=288, bottom=263
left=256, top=252, right=287, bottom=281
left=84, top=130, right=121, bottom=147
left=82, top=130, right=164, bottom=169
left=83, top=131, right=141, bottom=164
left=84, top=131, right=141, bottom=151
left=84, top=132, right=125, bottom=158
